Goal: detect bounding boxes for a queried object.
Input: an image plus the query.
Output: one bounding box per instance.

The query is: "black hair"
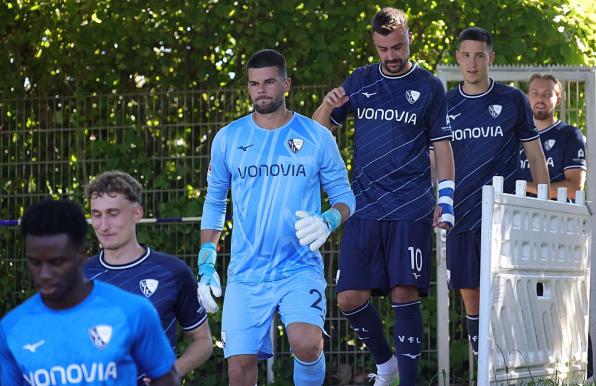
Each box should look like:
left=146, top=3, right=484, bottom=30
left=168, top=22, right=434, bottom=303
left=21, top=199, right=88, bottom=249
left=458, top=27, right=493, bottom=50
left=246, top=49, right=287, bottom=77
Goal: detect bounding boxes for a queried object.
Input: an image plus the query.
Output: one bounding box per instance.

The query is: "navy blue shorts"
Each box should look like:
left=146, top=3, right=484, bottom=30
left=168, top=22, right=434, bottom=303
left=446, top=229, right=481, bottom=289
left=336, top=218, right=433, bottom=297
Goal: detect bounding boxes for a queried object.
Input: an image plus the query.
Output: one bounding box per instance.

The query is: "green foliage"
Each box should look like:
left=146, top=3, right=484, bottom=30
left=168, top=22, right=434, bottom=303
left=0, top=0, right=594, bottom=97
left=1, top=1, right=595, bottom=385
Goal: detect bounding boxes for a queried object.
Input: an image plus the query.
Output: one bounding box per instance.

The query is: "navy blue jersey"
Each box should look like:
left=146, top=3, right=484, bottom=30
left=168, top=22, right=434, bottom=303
left=519, top=120, right=586, bottom=182
left=330, top=63, right=452, bottom=222
left=447, top=80, right=539, bottom=232
left=0, top=281, right=175, bottom=385
left=85, top=247, right=206, bottom=349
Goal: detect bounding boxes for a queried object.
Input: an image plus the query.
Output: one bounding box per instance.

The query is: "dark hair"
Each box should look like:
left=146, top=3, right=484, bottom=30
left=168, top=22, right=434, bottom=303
left=458, top=27, right=493, bottom=50
left=21, top=199, right=88, bottom=249
left=246, top=49, right=287, bottom=77
left=85, top=170, right=142, bottom=204
left=371, top=7, right=408, bottom=35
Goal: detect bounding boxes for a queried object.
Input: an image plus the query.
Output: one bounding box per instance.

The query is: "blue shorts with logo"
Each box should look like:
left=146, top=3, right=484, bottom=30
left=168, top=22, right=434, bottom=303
left=446, top=229, right=481, bottom=289
left=336, top=218, right=433, bottom=297
left=221, top=269, right=326, bottom=359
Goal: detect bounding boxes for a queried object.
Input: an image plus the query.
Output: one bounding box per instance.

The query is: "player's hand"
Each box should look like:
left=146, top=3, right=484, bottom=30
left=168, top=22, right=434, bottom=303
left=434, top=180, right=455, bottom=231
left=323, top=87, right=349, bottom=108
left=295, top=208, right=341, bottom=251
left=197, top=242, right=222, bottom=313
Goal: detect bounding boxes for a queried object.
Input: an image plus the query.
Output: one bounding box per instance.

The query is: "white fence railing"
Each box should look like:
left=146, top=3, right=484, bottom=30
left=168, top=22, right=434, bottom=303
left=478, top=176, right=591, bottom=385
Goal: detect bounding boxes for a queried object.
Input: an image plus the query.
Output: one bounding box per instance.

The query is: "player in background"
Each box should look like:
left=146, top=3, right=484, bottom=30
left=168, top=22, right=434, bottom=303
left=198, top=48, right=355, bottom=386
left=518, top=73, right=586, bottom=199
left=85, top=171, right=212, bottom=385
left=313, top=7, right=454, bottom=386
left=0, top=199, right=179, bottom=385
left=445, top=27, right=549, bottom=361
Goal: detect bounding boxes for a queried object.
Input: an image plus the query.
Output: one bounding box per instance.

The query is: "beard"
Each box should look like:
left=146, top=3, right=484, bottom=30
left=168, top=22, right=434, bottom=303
left=253, top=95, right=284, bottom=114
left=381, top=58, right=406, bottom=75
left=532, top=108, right=553, bottom=121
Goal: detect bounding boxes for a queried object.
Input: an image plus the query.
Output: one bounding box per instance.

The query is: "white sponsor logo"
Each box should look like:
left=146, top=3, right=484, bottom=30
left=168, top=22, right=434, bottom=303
left=24, top=362, right=117, bottom=385
left=544, top=139, right=556, bottom=151
left=356, top=107, right=417, bottom=125
left=402, top=353, right=422, bottom=359
left=362, top=91, right=377, bottom=98
left=288, top=138, right=304, bottom=153
left=397, top=335, right=422, bottom=344
left=139, top=279, right=159, bottom=297
left=406, top=90, right=420, bottom=104
left=488, top=104, right=502, bottom=118
left=521, top=157, right=554, bottom=169
left=23, top=340, right=45, bottom=353
left=578, top=149, right=585, bottom=159
left=448, top=113, right=462, bottom=120
left=452, top=126, right=503, bottom=141
left=89, top=325, right=112, bottom=350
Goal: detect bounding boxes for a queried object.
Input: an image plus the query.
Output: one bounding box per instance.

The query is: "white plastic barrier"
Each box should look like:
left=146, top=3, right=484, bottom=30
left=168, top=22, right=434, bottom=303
left=478, top=176, right=591, bottom=385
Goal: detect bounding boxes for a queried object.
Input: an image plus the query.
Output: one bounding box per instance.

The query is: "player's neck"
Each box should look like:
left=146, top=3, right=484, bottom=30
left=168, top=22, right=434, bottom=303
left=535, top=116, right=557, bottom=131
left=253, top=107, right=292, bottom=130
left=44, top=279, right=93, bottom=310
left=462, top=78, right=491, bottom=95
left=102, top=241, right=146, bottom=265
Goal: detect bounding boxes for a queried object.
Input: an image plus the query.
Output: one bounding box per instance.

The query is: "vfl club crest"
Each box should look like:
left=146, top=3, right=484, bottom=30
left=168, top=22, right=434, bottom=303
left=288, top=139, right=304, bottom=153
left=89, top=325, right=113, bottom=349
left=140, top=279, right=159, bottom=297
left=488, top=104, right=502, bottom=118
left=406, top=90, right=420, bottom=104
left=544, top=139, right=556, bottom=151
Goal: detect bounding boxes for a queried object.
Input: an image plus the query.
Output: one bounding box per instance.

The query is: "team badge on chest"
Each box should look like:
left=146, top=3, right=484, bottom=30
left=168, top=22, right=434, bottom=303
left=288, top=139, right=304, bottom=153
left=544, top=139, right=556, bottom=151
left=89, top=325, right=113, bottom=349
left=406, top=90, right=420, bottom=104
left=140, top=279, right=159, bottom=297
left=488, top=104, right=502, bottom=118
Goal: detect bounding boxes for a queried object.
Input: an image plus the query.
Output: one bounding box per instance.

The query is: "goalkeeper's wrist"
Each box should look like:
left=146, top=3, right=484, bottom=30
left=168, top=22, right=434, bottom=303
left=201, top=242, right=217, bottom=251
left=321, top=207, right=341, bottom=232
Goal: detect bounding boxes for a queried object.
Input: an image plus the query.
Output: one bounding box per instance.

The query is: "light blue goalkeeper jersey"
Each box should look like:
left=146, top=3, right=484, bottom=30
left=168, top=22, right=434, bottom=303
left=0, top=281, right=174, bottom=385
left=201, top=112, right=355, bottom=283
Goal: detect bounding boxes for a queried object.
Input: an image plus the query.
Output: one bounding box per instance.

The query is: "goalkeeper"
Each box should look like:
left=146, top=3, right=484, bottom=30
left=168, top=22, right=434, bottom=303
left=197, top=48, right=355, bottom=386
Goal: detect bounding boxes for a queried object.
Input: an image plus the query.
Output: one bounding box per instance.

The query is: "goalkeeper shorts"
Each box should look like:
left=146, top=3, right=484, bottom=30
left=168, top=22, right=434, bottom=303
left=221, top=269, right=326, bottom=359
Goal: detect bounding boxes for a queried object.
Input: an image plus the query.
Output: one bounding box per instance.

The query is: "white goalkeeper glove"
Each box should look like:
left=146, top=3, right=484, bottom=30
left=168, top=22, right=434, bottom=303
left=295, top=208, right=342, bottom=251
left=197, top=242, right=222, bottom=313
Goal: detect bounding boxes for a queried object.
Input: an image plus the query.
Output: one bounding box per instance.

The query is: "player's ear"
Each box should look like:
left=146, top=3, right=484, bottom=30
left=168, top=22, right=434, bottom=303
left=133, top=204, right=144, bottom=224
left=284, top=77, right=291, bottom=93
left=488, top=50, right=495, bottom=65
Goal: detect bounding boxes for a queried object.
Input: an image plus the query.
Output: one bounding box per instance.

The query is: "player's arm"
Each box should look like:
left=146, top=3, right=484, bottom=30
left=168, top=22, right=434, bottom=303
left=132, top=300, right=179, bottom=385
left=197, top=129, right=229, bottom=313
left=296, top=127, right=355, bottom=251
left=522, top=139, right=550, bottom=195
left=175, top=322, right=213, bottom=378
left=0, top=326, right=25, bottom=385
left=151, top=371, right=179, bottom=386
left=312, top=86, right=349, bottom=130
left=526, top=168, right=585, bottom=199
left=431, top=139, right=455, bottom=230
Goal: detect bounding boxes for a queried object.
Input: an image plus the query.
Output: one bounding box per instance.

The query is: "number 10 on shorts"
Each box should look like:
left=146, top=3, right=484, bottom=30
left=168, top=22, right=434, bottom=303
left=408, top=246, right=423, bottom=272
